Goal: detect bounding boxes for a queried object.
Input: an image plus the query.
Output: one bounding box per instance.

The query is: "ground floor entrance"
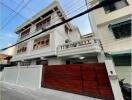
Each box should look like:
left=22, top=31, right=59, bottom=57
left=41, top=63, right=114, bottom=100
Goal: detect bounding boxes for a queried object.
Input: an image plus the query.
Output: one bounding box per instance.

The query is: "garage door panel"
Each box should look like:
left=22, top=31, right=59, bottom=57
left=42, top=64, right=114, bottom=100
left=44, top=78, right=83, bottom=93
left=82, top=71, right=96, bottom=81
left=83, top=81, right=98, bottom=89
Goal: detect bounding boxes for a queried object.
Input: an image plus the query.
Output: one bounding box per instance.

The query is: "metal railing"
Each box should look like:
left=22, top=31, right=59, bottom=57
left=58, top=38, right=100, bottom=51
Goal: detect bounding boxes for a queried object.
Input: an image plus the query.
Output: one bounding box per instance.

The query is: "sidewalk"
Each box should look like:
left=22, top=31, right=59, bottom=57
left=0, top=82, right=101, bottom=100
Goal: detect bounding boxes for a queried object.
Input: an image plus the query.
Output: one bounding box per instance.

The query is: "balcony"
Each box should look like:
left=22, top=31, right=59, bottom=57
left=57, top=38, right=102, bottom=57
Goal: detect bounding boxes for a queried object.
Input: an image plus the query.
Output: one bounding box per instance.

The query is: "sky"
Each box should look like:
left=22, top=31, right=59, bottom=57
left=0, top=0, right=92, bottom=50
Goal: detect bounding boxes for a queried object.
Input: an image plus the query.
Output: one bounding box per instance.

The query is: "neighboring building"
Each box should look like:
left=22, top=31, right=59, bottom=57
left=0, top=53, right=12, bottom=72
left=1, top=46, right=16, bottom=56
left=12, top=1, right=102, bottom=66
left=81, top=33, right=94, bottom=39
left=87, top=0, right=131, bottom=83
left=0, top=54, right=12, bottom=65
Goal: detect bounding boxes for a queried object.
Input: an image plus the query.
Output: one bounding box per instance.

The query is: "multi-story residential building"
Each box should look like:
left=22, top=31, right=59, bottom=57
left=12, top=1, right=102, bottom=66
left=86, top=0, right=131, bottom=83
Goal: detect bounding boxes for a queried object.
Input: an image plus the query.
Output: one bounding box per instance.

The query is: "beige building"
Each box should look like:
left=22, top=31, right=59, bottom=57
left=11, top=1, right=102, bottom=66
left=86, top=0, right=131, bottom=83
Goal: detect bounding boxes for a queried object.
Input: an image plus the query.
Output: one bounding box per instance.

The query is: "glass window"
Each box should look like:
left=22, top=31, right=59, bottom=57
left=112, top=54, right=131, bottom=66
left=20, top=29, right=30, bottom=38
left=33, top=34, right=50, bottom=50
left=17, top=43, right=27, bottom=54
left=101, top=0, right=129, bottom=13
left=36, top=17, right=51, bottom=31
left=109, top=20, right=131, bottom=39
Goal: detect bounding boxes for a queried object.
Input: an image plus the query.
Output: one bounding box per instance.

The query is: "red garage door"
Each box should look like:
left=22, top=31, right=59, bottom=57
left=41, top=63, right=114, bottom=100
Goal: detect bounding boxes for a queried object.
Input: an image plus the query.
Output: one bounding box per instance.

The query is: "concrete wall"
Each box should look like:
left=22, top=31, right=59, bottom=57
left=115, top=66, right=131, bottom=84
left=88, top=0, right=131, bottom=53
left=1, top=46, right=16, bottom=56
left=48, top=57, right=66, bottom=65
left=89, top=0, right=131, bottom=25
left=68, top=28, right=81, bottom=42
left=97, top=19, right=131, bottom=53
left=12, top=10, right=81, bottom=62
left=0, top=71, right=2, bottom=80
left=1, top=65, right=42, bottom=89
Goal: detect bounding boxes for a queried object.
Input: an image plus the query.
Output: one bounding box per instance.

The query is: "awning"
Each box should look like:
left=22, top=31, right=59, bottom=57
left=109, top=49, right=131, bottom=56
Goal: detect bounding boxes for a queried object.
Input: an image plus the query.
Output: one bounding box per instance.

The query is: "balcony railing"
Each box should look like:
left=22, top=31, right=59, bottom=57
left=58, top=38, right=100, bottom=51
left=57, top=38, right=101, bottom=57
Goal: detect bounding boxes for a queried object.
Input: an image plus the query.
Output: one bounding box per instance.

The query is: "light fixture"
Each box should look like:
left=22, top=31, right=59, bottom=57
left=79, top=57, right=85, bottom=60
left=40, top=57, right=47, bottom=60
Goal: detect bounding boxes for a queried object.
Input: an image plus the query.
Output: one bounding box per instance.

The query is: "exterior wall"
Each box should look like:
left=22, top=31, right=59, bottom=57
left=12, top=6, right=81, bottom=62
left=87, top=0, right=131, bottom=88
left=12, top=31, right=56, bottom=61
left=115, top=66, right=131, bottom=84
left=88, top=0, right=131, bottom=53
left=0, top=71, right=2, bottom=80
left=1, top=65, right=42, bottom=89
left=68, top=28, right=81, bottom=42
left=97, top=20, right=131, bottom=53
left=48, top=57, right=66, bottom=65
left=90, top=0, right=131, bottom=25
left=1, top=46, right=16, bottom=56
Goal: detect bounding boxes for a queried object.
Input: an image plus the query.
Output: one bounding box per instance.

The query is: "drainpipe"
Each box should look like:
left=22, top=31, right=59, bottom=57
left=84, top=0, right=124, bottom=100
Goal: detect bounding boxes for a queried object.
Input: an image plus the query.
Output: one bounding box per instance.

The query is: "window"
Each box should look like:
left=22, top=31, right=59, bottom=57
left=20, top=29, right=30, bottom=38
left=17, top=43, right=27, bottom=54
left=101, top=0, right=129, bottom=13
left=65, top=25, right=69, bottom=34
left=20, top=61, right=31, bottom=66
left=64, top=25, right=72, bottom=34
left=112, top=53, right=131, bottom=66
left=36, top=17, right=51, bottom=31
left=109, top=20, right=131, bottom=39
left=33, top=34, right=50, bottom=50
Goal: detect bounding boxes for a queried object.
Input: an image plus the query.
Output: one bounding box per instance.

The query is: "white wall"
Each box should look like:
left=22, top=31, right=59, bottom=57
left=48, top=57, right=66, bottom=65
left=68, top=27, right=81, bottom=42
left=97, top=20, right=131, bottom=53
left=1, top=65, right=42, bottom=89
left=0, top=71, right=2, bottom=80
left=12, top=5, right=81, bottom=62
left=115, top=66, right=131, bottom=84
left=88, top=0, right=131, bottom=53
left=12, top=30, right=56, bottom=61
left=89, top=0, right=131, bottom=25
left=1, top=46, right=16, bottom=56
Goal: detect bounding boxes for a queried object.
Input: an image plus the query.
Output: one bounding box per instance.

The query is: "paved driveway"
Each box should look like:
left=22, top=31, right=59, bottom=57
left=0, top=82, right=101, bottom=100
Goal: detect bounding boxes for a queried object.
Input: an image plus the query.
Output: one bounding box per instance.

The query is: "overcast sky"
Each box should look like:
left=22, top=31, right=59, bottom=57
left=0, top=0, right=92, bottom=49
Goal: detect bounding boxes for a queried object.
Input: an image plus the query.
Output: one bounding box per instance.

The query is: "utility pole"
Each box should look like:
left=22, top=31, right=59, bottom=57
left=84, top=0, right=124, bottom=100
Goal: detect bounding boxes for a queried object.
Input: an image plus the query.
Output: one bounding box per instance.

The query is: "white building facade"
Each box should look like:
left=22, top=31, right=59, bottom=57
left=87, top=0, right=131, bottom=83
left=12, top=1, right=102, bottom=66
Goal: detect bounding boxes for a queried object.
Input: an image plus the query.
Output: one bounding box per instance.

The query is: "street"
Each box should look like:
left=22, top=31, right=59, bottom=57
left=0, top=82, right=101, bottom=100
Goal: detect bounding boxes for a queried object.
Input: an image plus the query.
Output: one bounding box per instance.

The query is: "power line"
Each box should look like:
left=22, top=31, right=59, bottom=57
left=1, top=0, right=25, bottom=24
left=0, top=0, right=90, bottom=31
left=16, top=0, right=95, bottom=34
left=0, top=0, right=32, bottom=30
left=40, top=0, right=97, bottom=29
left=0, top=1, right=28, bottom=21
left=0, top=0, right=122, bottom=51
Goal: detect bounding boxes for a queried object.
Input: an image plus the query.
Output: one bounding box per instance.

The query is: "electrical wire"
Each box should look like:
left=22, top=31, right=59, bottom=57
left=0, top=0, right=121, bottom=51
left=0, top=0, right=32, bottom=30
left=0, top=1, right=28, bottom=20
left=0, top=0, right=89, bottom=31
left=16, top=0, right=95, bottom=34
left=1, top=0, right=25, bottom=24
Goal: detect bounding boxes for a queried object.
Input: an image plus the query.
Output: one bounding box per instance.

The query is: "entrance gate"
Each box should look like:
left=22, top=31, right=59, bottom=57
left=41, top=63, right=114, bottom=100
